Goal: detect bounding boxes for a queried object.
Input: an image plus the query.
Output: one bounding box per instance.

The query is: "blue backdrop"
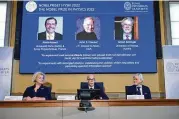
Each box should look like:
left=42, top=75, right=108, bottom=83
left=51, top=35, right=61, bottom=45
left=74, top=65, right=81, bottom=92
left=20, top=1, right=157, bottom=73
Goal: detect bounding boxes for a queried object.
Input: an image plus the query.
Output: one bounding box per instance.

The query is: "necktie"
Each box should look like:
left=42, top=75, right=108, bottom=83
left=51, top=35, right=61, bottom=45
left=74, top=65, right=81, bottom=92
left=137, top=87, right=141, bottom=95
left=48, top=34, right=52, bottom=40
left=90, top=88, right=93, bottom=89
left=126, top=35, right=129, bottom=40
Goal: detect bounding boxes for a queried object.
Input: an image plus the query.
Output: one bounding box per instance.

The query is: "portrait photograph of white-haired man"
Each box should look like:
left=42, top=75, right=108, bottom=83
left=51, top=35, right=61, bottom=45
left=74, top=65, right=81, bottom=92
left=114, top=17, right=139, bottom=40
left=76, top=17, right=100, bottom=40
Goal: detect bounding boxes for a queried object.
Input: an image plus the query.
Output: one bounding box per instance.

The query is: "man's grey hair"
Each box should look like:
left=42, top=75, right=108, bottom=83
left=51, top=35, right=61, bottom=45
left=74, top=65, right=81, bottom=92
left=121, top=17, right=134, bottom=26
left=133, top=73, right=144, bottom=82
left=32, top=71, right=46, bottom=82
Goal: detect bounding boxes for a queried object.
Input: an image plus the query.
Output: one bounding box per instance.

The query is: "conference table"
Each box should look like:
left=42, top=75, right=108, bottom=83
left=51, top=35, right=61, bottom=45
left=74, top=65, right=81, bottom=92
left=0, top=99, right=179, bottom=119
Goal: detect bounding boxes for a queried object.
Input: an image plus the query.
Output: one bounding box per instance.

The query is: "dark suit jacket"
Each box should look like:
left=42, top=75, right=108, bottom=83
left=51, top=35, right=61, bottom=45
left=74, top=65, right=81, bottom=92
left=126, top=85, right=152, bottom=99
left=81, top=83, right=109, bottom=100
left=76, top=30, right=97, bottom=40
left=38, top=31, right=63, bottom=40
left=23, top=85, right=51, bottom=100
left=115, top=22, right=134, bottom=40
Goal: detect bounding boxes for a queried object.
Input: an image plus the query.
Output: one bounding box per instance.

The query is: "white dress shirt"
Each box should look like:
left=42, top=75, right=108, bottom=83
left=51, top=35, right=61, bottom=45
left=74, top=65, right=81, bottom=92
left=136, top=85, right=143, bottom=95
left=46, top=32, right=55, bottom=40
left=89, top=86, right=94, bottom=89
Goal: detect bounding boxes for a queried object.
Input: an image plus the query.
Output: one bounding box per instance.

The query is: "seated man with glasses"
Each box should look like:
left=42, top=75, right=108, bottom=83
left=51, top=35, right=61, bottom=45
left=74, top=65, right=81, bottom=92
left=126, top=73, right=152, bottom=99
left=80, top=74, right=109, bottom=100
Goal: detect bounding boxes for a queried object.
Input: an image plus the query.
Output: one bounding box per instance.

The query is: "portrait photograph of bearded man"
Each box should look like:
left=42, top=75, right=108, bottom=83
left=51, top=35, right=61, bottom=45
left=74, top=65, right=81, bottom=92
left=114, top=17, right=139, bottom=40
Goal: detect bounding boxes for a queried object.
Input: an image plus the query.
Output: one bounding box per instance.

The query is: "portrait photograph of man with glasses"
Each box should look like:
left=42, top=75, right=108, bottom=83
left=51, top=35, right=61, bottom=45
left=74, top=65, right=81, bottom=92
left=114, top=16, right=139, bottom=40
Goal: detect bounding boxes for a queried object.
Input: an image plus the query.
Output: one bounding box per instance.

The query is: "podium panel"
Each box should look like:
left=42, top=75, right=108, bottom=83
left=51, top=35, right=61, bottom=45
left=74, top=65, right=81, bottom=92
left=63, top=100, right=109, bottom=119
left=0, top=107, right=62, bottom=119
left=0, top=100, right=179, bottom=119
left=110, top=106, right=179, bottom=119
left=63, top=107, right=109, bottom=119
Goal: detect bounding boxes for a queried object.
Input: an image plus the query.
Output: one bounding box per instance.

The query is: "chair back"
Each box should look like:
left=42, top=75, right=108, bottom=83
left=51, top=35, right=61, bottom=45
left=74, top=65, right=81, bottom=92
left=125, top=86, right=130, bottom=99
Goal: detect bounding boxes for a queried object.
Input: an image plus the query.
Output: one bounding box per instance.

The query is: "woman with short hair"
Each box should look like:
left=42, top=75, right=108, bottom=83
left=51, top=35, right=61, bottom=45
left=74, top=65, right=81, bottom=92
left=23, top=72, right=51, bottom=101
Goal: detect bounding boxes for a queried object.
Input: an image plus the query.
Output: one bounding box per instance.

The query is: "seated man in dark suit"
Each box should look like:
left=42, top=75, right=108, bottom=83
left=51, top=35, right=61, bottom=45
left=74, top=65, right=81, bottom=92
left=126, top=73, right=151, bottom=99
left=76, top=17, right=97, bottom=40
left=81, top=74, right=109, bottom=100
left=38, top=17, right=63, bottom=40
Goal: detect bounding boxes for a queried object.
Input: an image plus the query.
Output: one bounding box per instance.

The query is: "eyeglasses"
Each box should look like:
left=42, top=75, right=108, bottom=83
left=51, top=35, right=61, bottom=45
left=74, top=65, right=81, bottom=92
left=87, top=78, right=95, bottom=80
left=122, top=24, right=133, bottom=27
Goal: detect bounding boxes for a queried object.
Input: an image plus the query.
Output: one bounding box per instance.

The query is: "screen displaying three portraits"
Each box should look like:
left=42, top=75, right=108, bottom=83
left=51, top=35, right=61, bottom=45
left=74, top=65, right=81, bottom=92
left=20, top=1, right=157, bottom=73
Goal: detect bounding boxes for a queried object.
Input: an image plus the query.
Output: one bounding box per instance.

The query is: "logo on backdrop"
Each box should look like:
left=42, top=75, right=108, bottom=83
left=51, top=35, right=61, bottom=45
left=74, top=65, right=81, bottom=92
left=25, top=0, right=37, bottom=12
left=124, top=2, right=132, bottom=11
left=166, top=62, right=175, bottom=72
left=166, top=60, right=179, bottom=73
left=0, top=68, right=10, bottom=76
left=0, top=60, right=10, bottom=76
left=124, top=2, right=149, bottom=13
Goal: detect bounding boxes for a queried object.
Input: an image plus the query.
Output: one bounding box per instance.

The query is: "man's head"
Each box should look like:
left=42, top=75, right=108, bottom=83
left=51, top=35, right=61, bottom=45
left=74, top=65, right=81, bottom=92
left=45, top=17, right=57, bottom=34
left=121, top=17, right=134, bottom=34
left=87, top=74, right=95, bottom=87
left=83, top=17, right=95, bottom=33
left=133, top=73, right=143, bottom=86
